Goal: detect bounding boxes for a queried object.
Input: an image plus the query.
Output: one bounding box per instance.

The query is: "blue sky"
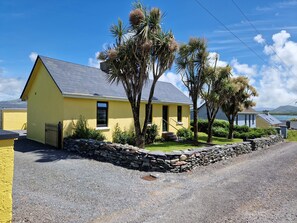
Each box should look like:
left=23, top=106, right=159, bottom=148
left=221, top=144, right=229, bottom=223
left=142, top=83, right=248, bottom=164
left=1, top=0, right=297, bottom=108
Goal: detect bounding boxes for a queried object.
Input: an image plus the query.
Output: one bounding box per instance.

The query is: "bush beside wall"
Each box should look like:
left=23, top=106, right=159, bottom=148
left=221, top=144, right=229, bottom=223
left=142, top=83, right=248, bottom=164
left=64, top=134, right=283, bottom=173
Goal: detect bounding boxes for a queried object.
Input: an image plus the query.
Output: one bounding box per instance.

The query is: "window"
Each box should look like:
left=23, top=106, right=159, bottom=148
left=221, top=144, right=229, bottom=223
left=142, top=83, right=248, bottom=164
left=252, top=114, right=255, bottom=125
left=146, top=104, right=152, bottom=124
left=177, top=106, right=182, bottom=122
left=236, top=115, right=238, bottom=125
left=97, top=102, right=108, bottom=127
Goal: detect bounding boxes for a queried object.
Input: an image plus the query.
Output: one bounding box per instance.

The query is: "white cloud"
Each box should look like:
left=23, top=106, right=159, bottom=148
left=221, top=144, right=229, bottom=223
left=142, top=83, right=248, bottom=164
left=158, top=71, right=189, bottom=96
left=208, top=52, right=228, bottom=67
left=88, top=51, right=101, bottom=68
left=29, top=52, right=38, bottom=62
left=254, top=34, right=265, bottom=44
left=254, top=30, right=297, bottom=108
left=230, top=59, right=258, bottom=84
left=0, top=75, right=25, bottom=101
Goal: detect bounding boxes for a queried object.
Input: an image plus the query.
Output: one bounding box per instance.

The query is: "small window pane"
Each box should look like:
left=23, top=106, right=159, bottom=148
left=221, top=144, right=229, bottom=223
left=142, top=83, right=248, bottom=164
left=98, top=102, right=107, bottom=108
left=177, top=106, right=182, bottom=122
left=97, top=102, right=108, bottom=127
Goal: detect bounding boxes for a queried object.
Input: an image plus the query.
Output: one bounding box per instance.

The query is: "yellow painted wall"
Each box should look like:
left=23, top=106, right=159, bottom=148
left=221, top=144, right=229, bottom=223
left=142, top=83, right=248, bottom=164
left=26, top=62, right=64, bottom=143
left=62, top=98, right=190, bottom=141
left=256, top=116, right=270, bottom=128
left=63, top=97, right=97, bottom=137
left=167, top=104, right=190, bottom=133
left=2, top=110, right=27, bottom=131
left=0, top=139, right=14, bottom=223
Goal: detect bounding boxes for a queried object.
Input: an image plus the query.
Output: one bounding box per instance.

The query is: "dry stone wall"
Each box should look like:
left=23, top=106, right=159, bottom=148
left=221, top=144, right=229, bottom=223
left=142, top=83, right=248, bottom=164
left=63, top=135, right=283, bottom=173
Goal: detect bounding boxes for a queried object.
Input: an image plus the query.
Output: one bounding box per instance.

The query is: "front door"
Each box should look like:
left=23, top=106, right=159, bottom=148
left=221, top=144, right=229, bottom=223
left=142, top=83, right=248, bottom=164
left=162, top=106, right=168, bottom=132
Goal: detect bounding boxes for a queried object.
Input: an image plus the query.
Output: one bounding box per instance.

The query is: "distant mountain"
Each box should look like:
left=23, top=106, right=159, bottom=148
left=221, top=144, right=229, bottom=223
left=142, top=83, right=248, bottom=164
left=254, top=107, right=274, bottom=112
left=270, top=105, right=297, bottom=113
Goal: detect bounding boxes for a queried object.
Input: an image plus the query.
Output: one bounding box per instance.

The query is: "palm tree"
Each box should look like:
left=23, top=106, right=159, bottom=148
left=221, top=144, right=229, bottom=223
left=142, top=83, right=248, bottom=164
left=201, top=65, right=232, bottom=143
left=99, top=3, right=177, bottom=148
left=176, top=38, right=208, bottom=141
left=222, top=76, right=258, bottom=139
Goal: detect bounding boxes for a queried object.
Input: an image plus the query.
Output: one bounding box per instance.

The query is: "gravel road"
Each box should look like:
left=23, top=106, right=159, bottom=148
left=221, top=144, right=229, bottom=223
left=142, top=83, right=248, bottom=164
left=13, top=139, right=297, bottom=223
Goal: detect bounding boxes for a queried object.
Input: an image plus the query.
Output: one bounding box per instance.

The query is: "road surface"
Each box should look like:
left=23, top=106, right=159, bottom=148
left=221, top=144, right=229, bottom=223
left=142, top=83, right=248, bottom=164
left=13, top=140, right=297, bottom=223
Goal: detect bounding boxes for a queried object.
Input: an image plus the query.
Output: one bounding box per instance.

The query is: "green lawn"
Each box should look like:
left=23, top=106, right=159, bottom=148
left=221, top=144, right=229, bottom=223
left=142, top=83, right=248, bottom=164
left=198, top=132, right=242, bottom=145
left=287, top=130, right=297, bottom=142
left=146, top=141, right=201, bottom=152
left=146, top=132, right=243, bottom=152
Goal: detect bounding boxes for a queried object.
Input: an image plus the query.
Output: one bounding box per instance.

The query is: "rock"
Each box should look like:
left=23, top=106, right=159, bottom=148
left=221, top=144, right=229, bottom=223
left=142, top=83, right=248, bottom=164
left=179, top=154, right=188, bottom=161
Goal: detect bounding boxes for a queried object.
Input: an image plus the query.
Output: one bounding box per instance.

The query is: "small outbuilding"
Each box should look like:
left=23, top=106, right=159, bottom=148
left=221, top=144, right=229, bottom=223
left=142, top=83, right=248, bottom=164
left=0, top=100, right=27, bottom=131
left=256, top=113, right=282, bottom=128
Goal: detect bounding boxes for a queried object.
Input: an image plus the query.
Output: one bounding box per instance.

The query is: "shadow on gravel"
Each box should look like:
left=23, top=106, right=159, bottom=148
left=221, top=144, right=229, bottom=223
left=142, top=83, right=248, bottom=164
left=14, top=139, right=82, bottom=163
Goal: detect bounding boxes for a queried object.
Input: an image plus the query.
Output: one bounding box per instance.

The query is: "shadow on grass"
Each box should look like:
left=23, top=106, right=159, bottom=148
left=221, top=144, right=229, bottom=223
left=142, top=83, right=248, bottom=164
left=14, top=139, right=82, bottom=163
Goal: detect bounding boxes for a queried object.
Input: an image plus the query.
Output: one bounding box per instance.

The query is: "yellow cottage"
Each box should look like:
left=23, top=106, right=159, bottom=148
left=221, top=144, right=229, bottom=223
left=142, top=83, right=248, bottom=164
left=21, top=56, right=191, bottom=146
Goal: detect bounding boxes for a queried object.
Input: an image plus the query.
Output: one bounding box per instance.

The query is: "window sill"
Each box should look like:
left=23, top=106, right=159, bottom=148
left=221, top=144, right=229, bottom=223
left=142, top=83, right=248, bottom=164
left=96, top=127, right=110, bottom=131
left=176, top=122, right=183, bottom=125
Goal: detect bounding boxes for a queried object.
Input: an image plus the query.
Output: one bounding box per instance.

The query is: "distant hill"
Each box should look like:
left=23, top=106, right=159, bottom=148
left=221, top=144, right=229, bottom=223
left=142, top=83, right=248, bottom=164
left=270, top=105, right=297, bottom=113
left=255, top=107, right=274, bottom=112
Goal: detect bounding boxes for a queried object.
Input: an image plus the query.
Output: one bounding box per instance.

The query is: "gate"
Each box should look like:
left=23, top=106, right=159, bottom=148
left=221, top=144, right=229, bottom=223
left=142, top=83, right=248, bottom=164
left=45, top=122, right=62, bottom=148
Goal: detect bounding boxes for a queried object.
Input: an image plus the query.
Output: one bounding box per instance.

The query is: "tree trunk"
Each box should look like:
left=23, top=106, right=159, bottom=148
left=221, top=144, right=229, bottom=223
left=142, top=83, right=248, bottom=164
left=193, top=100, right=198, bottom=141
left=130, top=102, right=145, bottom=148
left=228, top=118, right=235, bottom=139
left=207, top=120, right=214, bottom=143
left=135, top=134, right=145, bottom=148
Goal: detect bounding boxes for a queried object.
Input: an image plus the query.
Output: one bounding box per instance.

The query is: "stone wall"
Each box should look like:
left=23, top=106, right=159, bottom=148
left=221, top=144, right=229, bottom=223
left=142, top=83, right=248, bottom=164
left=63, top=135, right=283, bottom=173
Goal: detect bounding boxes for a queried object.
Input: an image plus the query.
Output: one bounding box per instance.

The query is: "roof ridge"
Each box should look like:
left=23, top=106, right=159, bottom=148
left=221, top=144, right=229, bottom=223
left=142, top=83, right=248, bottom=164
left=39, top=55, right=101, bottom=71
left=39, top=55, right=181, bottom=86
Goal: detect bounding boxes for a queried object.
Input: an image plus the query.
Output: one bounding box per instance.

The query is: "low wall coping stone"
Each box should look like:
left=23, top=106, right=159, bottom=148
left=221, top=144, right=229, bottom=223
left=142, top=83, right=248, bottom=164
left=0, top=130, right=19, bottom=141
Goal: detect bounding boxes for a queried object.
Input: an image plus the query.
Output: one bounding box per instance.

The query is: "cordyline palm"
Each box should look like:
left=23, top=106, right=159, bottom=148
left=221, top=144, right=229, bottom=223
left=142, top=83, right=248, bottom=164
left=222, top=76, right=258, bottom=139
left=99, top=3, right=177, bottom=148
left=176, top=38, right=208, bottom=141
left=201, top=64, right=232, bottom=143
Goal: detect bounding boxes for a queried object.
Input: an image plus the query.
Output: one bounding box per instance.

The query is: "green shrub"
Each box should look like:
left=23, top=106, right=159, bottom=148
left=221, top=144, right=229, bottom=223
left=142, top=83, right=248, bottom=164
left=72, top=115, right=106, bottom=141
left=112, top=124, right=136, bottom=145
left=177, top=128, right=193, bottom=140
left=213, top=120, right=229, bottom=129
left=213, top=127, right=228, bottom=138
left=234, top=127, right=277, bottom=139
left=191, top=119, right=229, bottom=133
left=197, top=119, right=209, bottom=132
left=145, top=124, right=158, bottom=144
left=233, top=125, right=250, bottom=133
left=88, top=129, right=106, bottom=141
left=233, top=131, right=242, bottom=139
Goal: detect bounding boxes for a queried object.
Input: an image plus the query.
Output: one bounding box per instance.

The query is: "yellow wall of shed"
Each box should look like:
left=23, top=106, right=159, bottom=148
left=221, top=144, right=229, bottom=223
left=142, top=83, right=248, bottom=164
left=0, top=139, right=14, bottom=223
left=256, top=116, right=272, bottom=128
left=26, top=63, right=64, bottom=143
left=2, top=110, right=27, bottom=130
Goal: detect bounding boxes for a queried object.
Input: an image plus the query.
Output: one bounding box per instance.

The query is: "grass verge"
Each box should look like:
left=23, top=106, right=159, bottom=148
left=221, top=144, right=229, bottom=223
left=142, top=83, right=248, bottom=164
left=287, top=130, right=297, bottom=142
left=146, top=132, right=242, bottom=152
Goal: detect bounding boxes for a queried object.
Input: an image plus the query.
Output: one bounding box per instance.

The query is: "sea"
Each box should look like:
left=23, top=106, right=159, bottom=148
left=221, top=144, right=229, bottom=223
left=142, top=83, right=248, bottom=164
left=271, top=115, right=297, bottom=122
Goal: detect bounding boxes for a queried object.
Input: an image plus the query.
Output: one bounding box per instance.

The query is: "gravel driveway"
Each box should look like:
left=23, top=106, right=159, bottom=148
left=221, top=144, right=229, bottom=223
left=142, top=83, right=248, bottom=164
left=13, top=139, right=297, bottom=223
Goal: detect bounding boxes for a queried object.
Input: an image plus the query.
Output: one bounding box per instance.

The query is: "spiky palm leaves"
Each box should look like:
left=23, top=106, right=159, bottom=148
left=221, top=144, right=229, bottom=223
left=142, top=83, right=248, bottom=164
left=222, top=76, right=258, bottom=139
left=176, top=37, right=208, bottom=141
left=99, top=3, right=177, bottom=148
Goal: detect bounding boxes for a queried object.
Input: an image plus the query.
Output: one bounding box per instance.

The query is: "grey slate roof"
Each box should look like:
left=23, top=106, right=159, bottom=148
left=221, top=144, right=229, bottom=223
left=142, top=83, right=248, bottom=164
left=38, top=56, right=191, bottom=104
left=0, top=99, right=27, bottom=109
left=257, top=113, right=282, bottom=125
